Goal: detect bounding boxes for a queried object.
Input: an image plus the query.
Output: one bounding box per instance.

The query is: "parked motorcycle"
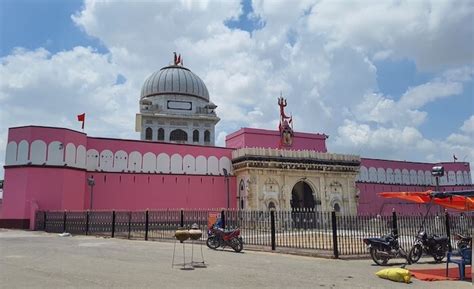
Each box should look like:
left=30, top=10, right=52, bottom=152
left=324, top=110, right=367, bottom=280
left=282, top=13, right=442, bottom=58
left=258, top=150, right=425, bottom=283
left=455, top=233, right=472, bottom=251
left=408, top=231, right=449, bottom=263
left=206, top=225, right=243, bottom=252
left=363, top=231, right=410, bottom=266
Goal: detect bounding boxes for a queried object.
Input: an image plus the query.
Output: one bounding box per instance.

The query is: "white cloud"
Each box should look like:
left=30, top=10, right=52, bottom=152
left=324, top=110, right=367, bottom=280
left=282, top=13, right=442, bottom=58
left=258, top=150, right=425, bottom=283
left=1, top=0, right=473, bottom=180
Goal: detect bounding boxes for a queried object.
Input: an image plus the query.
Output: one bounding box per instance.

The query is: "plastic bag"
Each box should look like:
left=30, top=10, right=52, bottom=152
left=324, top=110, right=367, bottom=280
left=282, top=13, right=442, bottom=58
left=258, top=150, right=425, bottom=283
left=376, top=268, right=411, bottom=283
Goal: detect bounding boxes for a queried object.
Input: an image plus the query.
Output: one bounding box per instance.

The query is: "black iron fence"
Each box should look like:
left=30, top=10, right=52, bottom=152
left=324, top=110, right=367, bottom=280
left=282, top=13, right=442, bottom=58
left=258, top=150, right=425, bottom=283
left=34, top=209, right=473, bottom=258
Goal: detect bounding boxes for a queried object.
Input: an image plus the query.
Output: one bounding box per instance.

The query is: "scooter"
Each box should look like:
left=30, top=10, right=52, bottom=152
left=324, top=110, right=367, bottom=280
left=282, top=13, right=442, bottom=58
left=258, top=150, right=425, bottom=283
left=363, top=231, right=410, bottom=266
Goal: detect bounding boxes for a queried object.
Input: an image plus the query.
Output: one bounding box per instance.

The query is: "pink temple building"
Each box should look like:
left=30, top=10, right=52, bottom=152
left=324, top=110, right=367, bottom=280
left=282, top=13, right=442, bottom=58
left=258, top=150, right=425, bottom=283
left=1, top=57, right=473, bottom=229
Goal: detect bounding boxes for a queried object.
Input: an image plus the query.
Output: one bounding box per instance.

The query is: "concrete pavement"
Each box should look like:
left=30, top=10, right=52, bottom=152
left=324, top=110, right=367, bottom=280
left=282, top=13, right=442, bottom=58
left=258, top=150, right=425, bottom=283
left=0, top=229, right=471, bottom=289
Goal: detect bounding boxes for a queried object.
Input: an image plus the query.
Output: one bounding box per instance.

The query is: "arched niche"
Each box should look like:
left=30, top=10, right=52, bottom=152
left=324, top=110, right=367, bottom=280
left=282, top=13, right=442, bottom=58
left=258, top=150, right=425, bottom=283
left=157, top=153, right=170, bottom=173
left=5, top=141, right=17, bottom=165
left=359, top=166, right=368, bottom=182
left=368, top=167, right=377, bottom=182
left=31, top=140, right=47, bottom=165
left=65, top=143, right=76, bottom=166
left=195, top=155, right=207, bottom=174
left=377, top=168, right=386, bottom=183
left=143, top=152, right=157, bottom=173
left=113, top=150, right=128, bottom=172
left=170, top=154, right=183, bottom=174
left=47, top=141, right=63, bottom=165
left=219, top=156, right=232, bottom=175
left=386, top=168, right=394, bottom=183
left=128, top=151, right=142, bottom=172
left=17, top=140, right=29, bottom=164
left=99, top=150, right=114, bottom=171
left=76, top=145, right=86, bottom=168
left=207, top=156, right=219, bottom=175
left=183, top=154, right=195, bottom=174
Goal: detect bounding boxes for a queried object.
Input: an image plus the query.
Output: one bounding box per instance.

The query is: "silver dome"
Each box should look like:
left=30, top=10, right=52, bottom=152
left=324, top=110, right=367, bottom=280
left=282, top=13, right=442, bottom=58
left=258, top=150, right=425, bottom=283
left=140, top=65, right=209, bottom=101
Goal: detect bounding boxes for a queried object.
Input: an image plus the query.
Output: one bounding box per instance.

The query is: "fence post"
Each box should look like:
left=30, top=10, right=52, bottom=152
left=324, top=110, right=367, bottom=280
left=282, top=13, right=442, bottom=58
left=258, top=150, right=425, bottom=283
left=270, top=210, right=276, bottom=251
left=111, top=210, right=116, bottom=238
left=145, top=210, right=149, bottom=241
left=221, top=210, right=226, bottom=230
left=63, top=211, right=67, bottom=233
left=43, top=211, right=47, bottom=231
left=180, top=209, right=184, bottom=227
left=392, top=209, right=398, bottom=236
left=128, top=211, right=132, bottom=239
left=331, top=211, right=339, bottom=259
left=444, top=210, right=452, bottom=252
left=85, top=211, right=90, bottom=235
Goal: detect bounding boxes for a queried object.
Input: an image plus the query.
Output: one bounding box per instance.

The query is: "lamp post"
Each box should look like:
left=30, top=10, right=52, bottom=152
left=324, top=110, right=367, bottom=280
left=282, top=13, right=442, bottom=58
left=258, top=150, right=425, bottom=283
left=223, top=168, right=230, bottom=209
left=431, top=165, right=444, bottom=192
left=87, top=176, right=95, bottom=210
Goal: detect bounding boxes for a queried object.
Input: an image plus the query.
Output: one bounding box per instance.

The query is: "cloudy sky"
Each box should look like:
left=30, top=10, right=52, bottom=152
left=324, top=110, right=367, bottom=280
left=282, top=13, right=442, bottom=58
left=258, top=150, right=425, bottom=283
left=0, top=0, right=473, bottom=179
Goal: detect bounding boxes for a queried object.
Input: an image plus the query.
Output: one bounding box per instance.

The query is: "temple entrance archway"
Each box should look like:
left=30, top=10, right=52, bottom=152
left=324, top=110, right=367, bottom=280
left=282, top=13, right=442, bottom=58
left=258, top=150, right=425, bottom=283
left=290, top=181, right=315, bottom=209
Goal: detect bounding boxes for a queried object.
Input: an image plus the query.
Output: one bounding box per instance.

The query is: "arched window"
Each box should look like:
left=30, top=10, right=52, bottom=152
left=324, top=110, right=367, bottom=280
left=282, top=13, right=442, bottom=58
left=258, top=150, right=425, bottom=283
left=268, top=201, right=276, bottom=211
left=157, top=128, right=165, bottom=141
left=193, top=130, right=199, bottom=142
left=334, top=203, right=341, bottom=213
left=204, top=130, right=211, bottom=143
left=170, top=129, right=188, bottom=142
left=145, top=127, right=153, bottom=140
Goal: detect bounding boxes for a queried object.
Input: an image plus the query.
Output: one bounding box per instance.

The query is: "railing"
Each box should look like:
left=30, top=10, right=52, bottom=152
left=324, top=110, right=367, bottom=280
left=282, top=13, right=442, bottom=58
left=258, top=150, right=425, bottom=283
left=34, top=209, right=473, bottom=258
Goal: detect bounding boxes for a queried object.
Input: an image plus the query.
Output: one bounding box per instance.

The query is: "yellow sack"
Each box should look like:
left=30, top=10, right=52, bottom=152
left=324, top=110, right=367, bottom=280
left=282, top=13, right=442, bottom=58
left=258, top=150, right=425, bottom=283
left=375, top=268, right=411, bottom=283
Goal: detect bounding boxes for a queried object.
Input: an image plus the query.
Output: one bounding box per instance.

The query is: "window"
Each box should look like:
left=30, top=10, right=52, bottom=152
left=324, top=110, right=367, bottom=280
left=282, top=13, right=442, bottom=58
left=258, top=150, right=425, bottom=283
left=334, top=203, right=341, bottom=213
left=204, top=130, right=211, bottom=143
left=145, top=127, right=153, bottom=140
left=157, top=128, right=164, bottom=141
left=170, top=129, right=187, bottom=142
left=193, top=130, right=199, bottom=142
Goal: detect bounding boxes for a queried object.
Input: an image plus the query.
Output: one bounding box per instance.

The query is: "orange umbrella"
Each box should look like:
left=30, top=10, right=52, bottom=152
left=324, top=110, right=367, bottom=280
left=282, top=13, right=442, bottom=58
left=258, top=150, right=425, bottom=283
left=379, top=190, right=474, bottom=212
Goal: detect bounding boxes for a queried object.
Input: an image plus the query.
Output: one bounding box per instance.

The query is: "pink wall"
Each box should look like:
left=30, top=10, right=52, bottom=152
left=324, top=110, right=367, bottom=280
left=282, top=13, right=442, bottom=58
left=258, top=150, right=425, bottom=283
left=86, top=173, right=236, bottom=210
left=361, top=158, right=471, bottom=172
left=8, top=126, right=87, bottom=150
left=226, top=128, right=327, bottom=152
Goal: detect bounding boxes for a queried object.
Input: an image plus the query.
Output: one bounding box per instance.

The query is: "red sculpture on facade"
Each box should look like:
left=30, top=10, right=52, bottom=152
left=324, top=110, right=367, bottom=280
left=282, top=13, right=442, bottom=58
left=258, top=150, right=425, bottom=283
left=278, top=95, right=294, bottom=147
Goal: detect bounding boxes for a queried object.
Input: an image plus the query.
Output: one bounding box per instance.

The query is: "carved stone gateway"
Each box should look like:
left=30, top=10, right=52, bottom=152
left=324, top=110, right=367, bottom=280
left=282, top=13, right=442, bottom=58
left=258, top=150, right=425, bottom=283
left=232, top=148, right=360, bottom=214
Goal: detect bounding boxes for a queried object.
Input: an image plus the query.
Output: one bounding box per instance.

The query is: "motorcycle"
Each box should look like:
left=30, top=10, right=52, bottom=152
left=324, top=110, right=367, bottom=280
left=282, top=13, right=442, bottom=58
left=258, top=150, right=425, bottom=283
left=206, top=225, right=244, bottom=252
left=408, top=231, right=449, bottom=263
left=455, top=233, right=472, bottom=251
left=363, top=231, right=410, bottom=266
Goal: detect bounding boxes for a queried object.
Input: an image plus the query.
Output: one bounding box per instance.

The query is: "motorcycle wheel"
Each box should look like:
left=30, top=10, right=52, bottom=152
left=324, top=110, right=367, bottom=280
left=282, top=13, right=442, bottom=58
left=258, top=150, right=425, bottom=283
left=370, top=247, right=389, bottom=266
left=206, top=236, right=220, bottom=250
left=231, top=238, right=243, bottom=253
left=408, top=244, right=423, bottom=264
left=432, top=244, right=446, bottom=262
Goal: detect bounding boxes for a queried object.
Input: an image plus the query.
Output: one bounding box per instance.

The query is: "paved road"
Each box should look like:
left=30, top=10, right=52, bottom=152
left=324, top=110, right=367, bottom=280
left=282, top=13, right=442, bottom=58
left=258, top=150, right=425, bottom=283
left=0, top=229, right=471, bottom=289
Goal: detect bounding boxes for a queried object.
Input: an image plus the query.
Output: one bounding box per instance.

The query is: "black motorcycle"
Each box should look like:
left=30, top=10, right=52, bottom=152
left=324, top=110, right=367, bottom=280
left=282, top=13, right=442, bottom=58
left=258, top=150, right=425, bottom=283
left=363, top=231, right=410, bottom=266
left=455, top=233, right=472, bottom=251
left=408, top=231, right=449, bottom=263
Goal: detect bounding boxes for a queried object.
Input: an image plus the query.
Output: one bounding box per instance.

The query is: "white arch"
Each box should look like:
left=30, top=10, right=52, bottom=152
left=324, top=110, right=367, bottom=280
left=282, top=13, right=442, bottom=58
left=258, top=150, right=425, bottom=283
left=5, top=141, right=17, bottom=165
left=456, top=171, right=464, bottom=185
left=47, top=141, right=64, bottom=165
left=410, top=169, right=418, bottom=185
left=76, top=145, right=86, bottom=168
left=86, top=149, right=99, bottom=171
left=17, top=140, right=29, bottom=164
left=463, top=171, right=470, bottom=185
left=31, top=140, right=47, bottom=165
left=359, top=166, right=368, bottom=182
left=128, top=151, right=142, bottom=172
left=417, top=170, right=425, bottom=185
left=65, top=143, right=76, bottom=166
left=113, top=150, right=128, bottom=172
left=377, top=168, right=386, bottom=183
left=402, top=169, right=410, bottom=184
left=425, top=171, right=433, bottom=185
left=368, top=167, right=377, bottom=182
left=386, top=168, right=394, bottom=183
left=447, top=171, right=456, bottom=185
left=440, top=174, right=448, bottom=185
left=157, top=153, right=170, bottom=173
left=208, top=156, right=219, bottom=175
left=195, top=155, right=207, bottom=174
left=219, top=156, right=232, bottom=175
left=143, top=152, right=157, bottom=173
left=99, top=150, right=114, bottom=171
left=170, top=154, right=183, bottom=173
left=183, top=154, right=196, bottom=174
left=394, top=169, right=402, bottom=184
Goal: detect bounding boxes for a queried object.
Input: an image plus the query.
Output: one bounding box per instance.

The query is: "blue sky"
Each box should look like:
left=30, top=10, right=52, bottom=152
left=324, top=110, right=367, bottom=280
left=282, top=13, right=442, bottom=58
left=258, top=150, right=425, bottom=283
left=1, top=0, right=473, bottom=177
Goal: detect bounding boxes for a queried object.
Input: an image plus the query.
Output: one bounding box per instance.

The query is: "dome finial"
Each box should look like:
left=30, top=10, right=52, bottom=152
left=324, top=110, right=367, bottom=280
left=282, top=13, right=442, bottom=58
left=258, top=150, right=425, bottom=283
left=173, top=52, right=183, bottom=66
